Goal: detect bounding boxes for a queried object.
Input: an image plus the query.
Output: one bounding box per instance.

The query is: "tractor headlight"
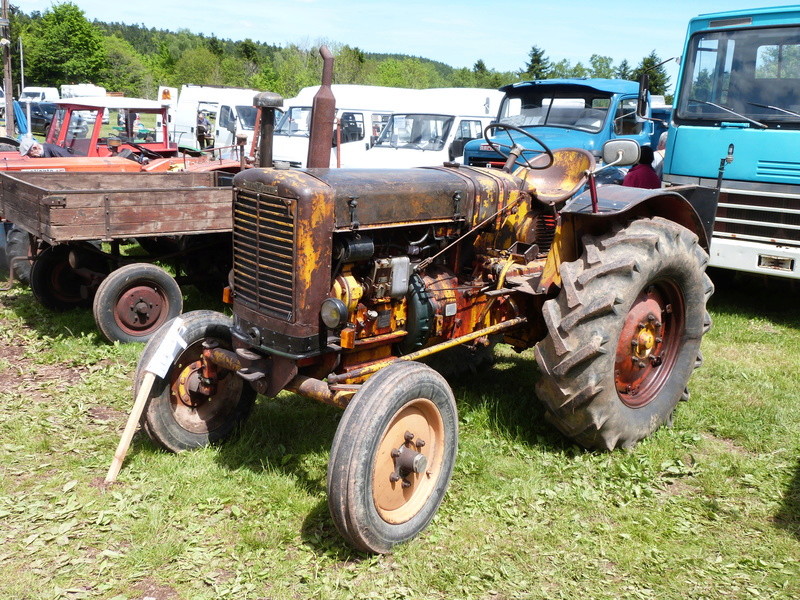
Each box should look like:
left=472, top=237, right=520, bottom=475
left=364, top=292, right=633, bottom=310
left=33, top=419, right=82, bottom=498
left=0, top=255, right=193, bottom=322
left=320, top=298, right=348, bottom=330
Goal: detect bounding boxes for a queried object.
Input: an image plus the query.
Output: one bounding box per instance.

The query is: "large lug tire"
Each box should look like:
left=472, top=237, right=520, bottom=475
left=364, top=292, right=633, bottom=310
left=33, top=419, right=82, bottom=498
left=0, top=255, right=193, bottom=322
left=327, top=361, right=458, bottom=553
left=93, top=263, right=183, bottom=344
left=134, top=310, right=256, bottom=452
left=29, top=244, right=109, bottom=311
left=6, top=225, right=33, bottom=284
left=535, top=217, right=713, bottom=451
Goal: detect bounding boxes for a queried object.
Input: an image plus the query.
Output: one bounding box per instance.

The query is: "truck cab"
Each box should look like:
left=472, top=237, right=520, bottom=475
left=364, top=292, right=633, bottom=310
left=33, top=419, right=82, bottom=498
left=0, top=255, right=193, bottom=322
left=463, top=79, right=660, bottom=168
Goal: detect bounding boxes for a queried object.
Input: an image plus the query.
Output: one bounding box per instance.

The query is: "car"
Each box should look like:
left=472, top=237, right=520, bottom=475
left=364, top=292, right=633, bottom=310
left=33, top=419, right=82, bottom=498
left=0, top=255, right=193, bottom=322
left=27, top=102, right=57, bottom=136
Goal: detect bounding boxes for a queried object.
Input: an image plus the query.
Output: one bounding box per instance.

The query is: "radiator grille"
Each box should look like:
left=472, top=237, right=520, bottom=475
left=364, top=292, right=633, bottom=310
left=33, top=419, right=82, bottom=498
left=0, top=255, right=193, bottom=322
left=715, top=192, right=800, bottom=246
left=233, top=189, right=296, bottom=320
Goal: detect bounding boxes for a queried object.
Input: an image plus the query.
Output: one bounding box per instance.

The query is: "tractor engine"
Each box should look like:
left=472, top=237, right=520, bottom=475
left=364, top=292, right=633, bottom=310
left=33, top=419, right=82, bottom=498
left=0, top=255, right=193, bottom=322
left=229, top=164, right=554, bottom=394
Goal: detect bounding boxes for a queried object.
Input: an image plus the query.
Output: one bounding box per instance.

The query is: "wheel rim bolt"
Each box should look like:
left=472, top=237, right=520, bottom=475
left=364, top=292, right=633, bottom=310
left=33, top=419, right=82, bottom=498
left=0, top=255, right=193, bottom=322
left=415, top=439, right=426, bottom=448
left=404, top=431, right=415, bottom=442
left=401, top=479, right=412, bottom=489
left=391, top=448, right=401, bottom=458
left=631, top=339, right=639, bottom=348
left=389, top=473, right=401, bottom=483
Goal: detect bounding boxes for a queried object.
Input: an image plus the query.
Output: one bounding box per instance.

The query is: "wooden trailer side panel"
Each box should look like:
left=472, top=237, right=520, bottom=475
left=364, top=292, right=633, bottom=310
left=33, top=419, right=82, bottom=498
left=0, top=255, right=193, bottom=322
left=0, top=171, right=234, bottom=243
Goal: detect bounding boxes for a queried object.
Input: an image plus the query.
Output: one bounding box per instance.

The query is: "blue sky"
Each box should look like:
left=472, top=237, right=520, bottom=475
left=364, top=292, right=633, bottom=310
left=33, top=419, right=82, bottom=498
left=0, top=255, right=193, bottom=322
left=27, top=1, right=795, bottom=93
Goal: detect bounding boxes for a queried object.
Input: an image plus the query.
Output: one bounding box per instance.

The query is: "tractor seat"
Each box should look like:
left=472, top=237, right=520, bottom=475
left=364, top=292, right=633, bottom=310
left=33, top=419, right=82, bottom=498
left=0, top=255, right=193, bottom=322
left=519, top=148, right=595, bottom=206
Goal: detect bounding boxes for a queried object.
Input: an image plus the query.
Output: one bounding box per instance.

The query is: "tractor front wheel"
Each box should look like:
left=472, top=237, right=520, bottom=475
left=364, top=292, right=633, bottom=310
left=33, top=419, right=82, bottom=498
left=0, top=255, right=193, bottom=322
left=535, top=217, right=713, bottom=450
left=327, top=361, right=458, bottom=553
left=135, top=310, right=256, bottom=452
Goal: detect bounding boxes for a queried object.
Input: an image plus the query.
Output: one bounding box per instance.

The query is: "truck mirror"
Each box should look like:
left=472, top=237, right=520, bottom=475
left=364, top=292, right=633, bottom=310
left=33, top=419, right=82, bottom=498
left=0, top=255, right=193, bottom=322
left=637, top=73, right=649, bottom=119
left=602, top=139, right=640, bottom=166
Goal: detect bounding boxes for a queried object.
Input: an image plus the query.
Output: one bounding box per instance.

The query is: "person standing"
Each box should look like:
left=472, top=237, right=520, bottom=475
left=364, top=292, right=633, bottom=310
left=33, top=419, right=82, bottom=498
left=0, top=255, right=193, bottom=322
left=196, top=111, right=212, bottom=149
left=622, top=145, right=661, bottom=189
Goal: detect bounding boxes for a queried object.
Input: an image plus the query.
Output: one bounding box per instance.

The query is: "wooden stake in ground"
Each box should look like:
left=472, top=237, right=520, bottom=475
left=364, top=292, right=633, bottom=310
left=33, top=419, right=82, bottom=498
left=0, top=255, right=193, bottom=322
left=105, top=317, right=186, bottom=483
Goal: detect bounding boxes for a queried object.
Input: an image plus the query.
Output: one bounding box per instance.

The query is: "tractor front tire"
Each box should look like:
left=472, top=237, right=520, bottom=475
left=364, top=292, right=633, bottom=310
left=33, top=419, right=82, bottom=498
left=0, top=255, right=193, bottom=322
left=135, top=310, right=256, bottom=452
left=535, top=217, right=713, bottom=450
left=327, top=361, right=458, bottom=553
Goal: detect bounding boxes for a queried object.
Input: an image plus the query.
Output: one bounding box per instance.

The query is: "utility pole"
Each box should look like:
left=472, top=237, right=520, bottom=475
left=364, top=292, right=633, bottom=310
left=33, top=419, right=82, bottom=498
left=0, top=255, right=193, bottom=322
left=1, top=0, right=13, bottom=137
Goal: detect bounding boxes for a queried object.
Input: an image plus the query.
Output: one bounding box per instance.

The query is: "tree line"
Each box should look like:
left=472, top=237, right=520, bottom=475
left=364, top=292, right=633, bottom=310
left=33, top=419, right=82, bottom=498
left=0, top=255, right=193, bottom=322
left=8, top=3, right=672, bottom=102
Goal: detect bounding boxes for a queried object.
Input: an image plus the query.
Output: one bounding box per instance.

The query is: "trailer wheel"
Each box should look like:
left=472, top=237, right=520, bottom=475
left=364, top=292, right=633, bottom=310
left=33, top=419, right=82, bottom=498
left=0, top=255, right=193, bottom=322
left=135, top=310, right=256, bottom=452
left=93, top=263, right=183, bottom=343
left=327, top=361, right=457, bottom=553
left=535, top=217, right=713, bottom=450
left=6, top=225, right=32, bottom=284
left=29, top=244, right=107, bottom=310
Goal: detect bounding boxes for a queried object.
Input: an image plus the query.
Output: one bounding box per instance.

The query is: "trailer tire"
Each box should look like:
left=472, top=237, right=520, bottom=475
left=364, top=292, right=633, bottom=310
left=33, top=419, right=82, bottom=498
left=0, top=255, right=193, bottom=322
left=327, top=361, right=457, bottom=553
left=135, top=310, right=256, bottom=452
left=535, top=217, right=713, bottom=450
left=93, top=263, right=183, bottom=343
left=6, top=225, right=32, bottom=284
left=30, top=244, right=108, bottom=310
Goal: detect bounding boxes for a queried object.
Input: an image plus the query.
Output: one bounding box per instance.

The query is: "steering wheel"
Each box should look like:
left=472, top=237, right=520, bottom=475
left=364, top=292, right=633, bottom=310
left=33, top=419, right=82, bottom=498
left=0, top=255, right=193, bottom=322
left=123, top=140, right=162, bottom=160
left=483, top=123, right=554, bottom=170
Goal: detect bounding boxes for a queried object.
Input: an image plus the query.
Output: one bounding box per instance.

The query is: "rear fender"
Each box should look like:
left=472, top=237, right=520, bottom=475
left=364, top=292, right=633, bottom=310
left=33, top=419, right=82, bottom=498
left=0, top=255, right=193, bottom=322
left=540, top=185, right=716, bottom=289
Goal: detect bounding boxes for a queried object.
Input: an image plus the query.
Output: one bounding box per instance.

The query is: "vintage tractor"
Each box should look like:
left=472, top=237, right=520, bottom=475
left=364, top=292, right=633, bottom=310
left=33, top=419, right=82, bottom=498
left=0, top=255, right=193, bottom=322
left=134, top=72, right=715, bottom=553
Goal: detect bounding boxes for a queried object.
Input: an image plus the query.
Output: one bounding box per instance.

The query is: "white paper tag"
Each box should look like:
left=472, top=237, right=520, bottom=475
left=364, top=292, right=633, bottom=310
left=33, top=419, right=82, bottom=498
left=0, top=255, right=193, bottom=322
left=144, top=317, right=188, bottom=378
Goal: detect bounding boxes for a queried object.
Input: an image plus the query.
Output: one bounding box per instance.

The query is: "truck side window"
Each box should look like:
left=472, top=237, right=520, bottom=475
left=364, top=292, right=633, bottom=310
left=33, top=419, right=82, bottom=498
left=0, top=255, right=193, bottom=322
left=614, top=98, right=642, bottom=136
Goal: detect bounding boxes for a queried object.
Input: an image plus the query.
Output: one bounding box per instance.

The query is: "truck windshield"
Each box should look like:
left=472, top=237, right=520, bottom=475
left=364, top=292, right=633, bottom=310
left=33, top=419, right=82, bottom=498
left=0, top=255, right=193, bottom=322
left=676, top=25, right=800, bottom=127
left=275, top=107, right=312, bottom=137
left=498, top=89, right=611, bottom=133
left=373, top=114, right=454, bottom=150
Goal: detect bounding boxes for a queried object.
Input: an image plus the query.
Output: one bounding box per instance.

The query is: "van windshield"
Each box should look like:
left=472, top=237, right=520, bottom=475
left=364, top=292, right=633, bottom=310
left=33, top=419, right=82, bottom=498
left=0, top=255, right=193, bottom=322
left=498, top=88, right=612, bottom=132
left=374, top=114, right=454, bottom=150
left=236, top=105, right=257, bottom=129
left=275, top=106, right=312, bottom=137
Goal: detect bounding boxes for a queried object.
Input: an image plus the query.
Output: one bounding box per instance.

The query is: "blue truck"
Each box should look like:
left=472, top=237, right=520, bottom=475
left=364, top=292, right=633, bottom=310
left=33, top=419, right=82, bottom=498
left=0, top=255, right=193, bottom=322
left=463, top=78, right=668, bottom=170
left=661, top=5, right=800, bottom=280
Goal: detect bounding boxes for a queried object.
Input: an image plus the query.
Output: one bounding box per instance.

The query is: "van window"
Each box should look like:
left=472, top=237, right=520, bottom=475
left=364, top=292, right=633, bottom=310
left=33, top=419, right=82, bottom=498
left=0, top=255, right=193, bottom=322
left=339, top=112, right=365, bottom=143
left=219, top=105, right=235, bottom=129
left=276, top=107, right=311, bottom=137
left=375, top=114, right=454, bottom=151
left=371, top=113, right=390, bottom=138
left=455, top=120, right=483, bottom=141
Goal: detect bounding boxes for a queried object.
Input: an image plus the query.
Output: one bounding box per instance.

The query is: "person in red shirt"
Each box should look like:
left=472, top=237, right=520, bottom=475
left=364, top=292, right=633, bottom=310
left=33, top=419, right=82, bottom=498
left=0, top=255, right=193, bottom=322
left=622, top=145, right=661, bottom=189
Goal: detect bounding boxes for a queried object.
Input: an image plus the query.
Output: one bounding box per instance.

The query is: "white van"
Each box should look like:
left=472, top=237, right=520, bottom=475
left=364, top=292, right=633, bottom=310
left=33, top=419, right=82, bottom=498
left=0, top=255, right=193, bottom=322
left=60, top=84, right=106, bottom=99
left=162, top=85, right=261, bottom=158
left=19, top=86, right=60, bottom=103
left=359, top=88, right=503, bottom=168
left=273, top=85, right=424, bottom=168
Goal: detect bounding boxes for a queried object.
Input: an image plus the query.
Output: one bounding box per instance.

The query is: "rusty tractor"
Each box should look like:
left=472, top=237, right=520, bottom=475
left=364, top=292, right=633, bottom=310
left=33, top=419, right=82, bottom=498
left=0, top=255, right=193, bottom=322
left=134, top=52, right=715, bottom=553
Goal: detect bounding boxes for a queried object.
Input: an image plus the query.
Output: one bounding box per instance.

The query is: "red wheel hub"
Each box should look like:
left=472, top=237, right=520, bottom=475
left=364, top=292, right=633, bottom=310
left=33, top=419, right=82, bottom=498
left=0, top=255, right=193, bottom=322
left=615, top=284, right=684, bottom=408
left=114, top=284, right=167, bottom=335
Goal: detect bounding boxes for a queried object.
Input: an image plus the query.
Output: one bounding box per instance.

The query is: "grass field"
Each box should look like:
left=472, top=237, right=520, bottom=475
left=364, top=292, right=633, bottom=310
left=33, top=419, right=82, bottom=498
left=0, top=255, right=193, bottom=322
left=0, top=271, right=798, bottom=600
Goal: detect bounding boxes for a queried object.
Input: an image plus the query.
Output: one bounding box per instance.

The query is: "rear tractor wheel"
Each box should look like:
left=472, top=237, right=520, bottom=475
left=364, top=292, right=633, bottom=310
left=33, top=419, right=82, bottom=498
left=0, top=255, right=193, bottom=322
left=535, top=217, right=713, bottom=450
